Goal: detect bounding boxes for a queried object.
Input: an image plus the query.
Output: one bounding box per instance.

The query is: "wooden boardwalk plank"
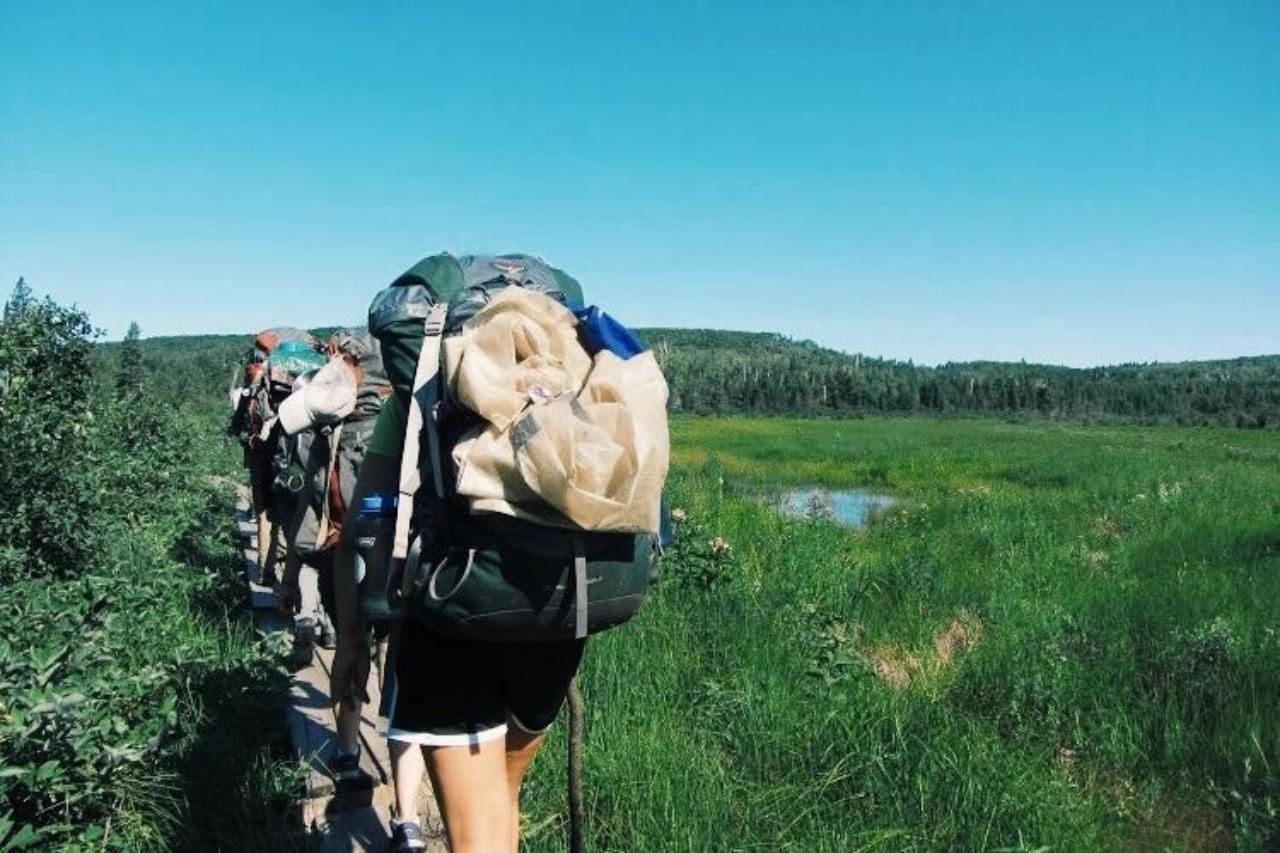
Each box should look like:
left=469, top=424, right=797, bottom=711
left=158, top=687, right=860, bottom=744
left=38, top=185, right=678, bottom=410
left=236, top=496, right=445, bottom=851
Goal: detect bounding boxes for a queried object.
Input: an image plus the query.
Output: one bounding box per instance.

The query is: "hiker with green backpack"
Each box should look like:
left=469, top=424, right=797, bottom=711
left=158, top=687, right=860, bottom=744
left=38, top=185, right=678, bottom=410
left=275, top=328, right=394, bottom=788
left=271, top=388, right=332, bottom=643
left=228, top=328, right=327, bottom=586
left=328, top=253, right=670, bottom=852
left=269, top=366, right=324, bottom=630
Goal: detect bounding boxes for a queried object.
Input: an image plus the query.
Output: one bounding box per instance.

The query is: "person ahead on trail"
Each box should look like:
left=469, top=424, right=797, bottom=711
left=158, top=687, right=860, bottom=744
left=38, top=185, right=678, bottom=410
left=228, top=328, right=326, bottom=586
left=271, top=377, right=331, bottom=644
left=329, top=253, right=670, bottom=852
left=275, top=328, right=393, bottom=788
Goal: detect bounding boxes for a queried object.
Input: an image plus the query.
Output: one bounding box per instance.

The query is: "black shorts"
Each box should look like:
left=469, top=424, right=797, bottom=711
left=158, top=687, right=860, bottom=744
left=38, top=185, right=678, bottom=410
left=385, top=617, right=585, bottom=747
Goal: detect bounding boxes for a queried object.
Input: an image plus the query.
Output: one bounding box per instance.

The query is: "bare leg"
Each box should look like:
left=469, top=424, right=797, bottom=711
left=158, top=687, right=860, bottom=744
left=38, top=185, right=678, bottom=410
left=391, top=740, right=427, bottom=823
left=263, top=517, right=283, bottom=577
left=504, top=726, right=547, bottom=852
left=375, top=635, right=390, bottom=684
left=256, top=513, right=272, bottom=570
left=427, top=738, right=510, bottom=853
left=336, top=700, right=361, bottom=755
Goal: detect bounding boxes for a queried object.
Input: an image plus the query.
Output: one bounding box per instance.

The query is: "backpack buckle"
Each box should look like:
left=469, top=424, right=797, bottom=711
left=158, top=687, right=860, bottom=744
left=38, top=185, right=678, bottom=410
left=423, top=304, right=448, bottom=337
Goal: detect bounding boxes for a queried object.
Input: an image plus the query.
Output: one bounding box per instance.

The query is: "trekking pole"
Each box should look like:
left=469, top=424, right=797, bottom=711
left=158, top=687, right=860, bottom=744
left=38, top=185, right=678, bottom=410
left=567, top=678, right=586, bottom=853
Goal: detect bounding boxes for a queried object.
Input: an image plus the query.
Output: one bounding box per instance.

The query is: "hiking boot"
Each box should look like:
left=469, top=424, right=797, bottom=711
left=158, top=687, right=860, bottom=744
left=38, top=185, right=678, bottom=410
left=388, top=819, right=426, bottom=852
left=331, top=748, right=373, bottom=790
left=291, top=617, right=316, bottom=661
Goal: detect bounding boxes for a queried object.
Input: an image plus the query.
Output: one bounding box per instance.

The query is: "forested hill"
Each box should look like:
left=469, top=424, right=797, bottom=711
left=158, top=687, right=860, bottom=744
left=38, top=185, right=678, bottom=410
left=102, top=328, right=1280, bottom=428
left=638, top=328, right=1280, bottom=427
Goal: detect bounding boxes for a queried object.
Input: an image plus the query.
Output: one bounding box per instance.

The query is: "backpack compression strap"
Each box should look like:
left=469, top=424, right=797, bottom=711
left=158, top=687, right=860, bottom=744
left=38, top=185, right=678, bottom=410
left=573, top=536, right=588, bottom=640
left=314, top=422, right=344, bottom=550
left=392, top=304, right=449, bottom=562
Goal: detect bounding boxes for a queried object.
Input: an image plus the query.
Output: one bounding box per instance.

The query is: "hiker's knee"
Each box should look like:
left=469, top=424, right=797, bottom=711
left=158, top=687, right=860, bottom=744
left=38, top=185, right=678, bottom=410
left=503, top=725, right=545, bottom=794
left=446, top=817, right=509, bottom=853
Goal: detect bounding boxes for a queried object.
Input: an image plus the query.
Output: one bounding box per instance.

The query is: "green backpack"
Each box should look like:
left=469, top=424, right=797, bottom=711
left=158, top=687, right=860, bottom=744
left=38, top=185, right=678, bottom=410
left=229, top=328, right=325, bottom=448
left=367, top=253, right=664, bottom=642
left=287, top=330, right=392, bottom=562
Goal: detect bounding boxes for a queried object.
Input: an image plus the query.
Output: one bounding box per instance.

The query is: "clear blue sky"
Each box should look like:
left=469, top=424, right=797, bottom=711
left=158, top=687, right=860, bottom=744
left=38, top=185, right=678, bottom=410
left=2, top=1, right=1276, bottom=366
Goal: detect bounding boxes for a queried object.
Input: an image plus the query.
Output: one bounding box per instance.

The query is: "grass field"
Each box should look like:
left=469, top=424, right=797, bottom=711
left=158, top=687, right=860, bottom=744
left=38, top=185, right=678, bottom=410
left=522, top=417, right=1280, bottom=851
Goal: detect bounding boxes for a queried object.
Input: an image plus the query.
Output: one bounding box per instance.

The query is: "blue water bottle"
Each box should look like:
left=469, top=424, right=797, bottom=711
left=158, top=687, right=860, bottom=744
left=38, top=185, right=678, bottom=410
left=354, top=492, right=399, bottom=621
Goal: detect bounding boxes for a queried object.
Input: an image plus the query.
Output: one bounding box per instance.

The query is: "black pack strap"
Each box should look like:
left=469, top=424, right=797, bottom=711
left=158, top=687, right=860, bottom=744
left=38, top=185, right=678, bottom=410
left=422, top=374, right=445, bottom=501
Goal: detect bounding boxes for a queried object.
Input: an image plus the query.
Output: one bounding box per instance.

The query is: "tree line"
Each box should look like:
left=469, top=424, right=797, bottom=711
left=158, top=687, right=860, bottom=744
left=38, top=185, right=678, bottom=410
left=88, top=318, right=1279, bottom=429
left=641, top=329, right=1280, bottom=428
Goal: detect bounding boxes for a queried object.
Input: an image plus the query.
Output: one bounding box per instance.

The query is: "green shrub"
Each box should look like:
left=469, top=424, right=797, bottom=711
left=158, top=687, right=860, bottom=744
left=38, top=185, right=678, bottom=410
left=0, top=289, right=302, bottom=850
left=0, top=293, right=99, bottom=582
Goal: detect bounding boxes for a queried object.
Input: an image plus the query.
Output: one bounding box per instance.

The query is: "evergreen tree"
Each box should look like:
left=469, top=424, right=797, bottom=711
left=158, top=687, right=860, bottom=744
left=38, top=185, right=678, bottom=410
left=3, top=276, right=32, bottom=325
left=117, top=321, right=144, bottom=397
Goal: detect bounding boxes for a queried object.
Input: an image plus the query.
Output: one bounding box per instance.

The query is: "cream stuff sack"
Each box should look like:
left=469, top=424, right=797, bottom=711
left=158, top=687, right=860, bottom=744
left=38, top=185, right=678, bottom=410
left=447, top=289, right=669, bottom=533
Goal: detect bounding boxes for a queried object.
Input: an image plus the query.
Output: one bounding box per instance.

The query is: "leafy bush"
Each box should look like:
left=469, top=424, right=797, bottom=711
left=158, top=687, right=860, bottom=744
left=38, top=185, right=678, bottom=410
left=0, top=291, right=99, bottom=581
left=0, top=287, right=302, bottom=850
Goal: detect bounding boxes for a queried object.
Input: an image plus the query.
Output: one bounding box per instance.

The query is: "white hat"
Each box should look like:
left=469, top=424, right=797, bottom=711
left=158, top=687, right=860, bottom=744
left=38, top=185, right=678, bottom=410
left=278, top=357, right=357, bottom=435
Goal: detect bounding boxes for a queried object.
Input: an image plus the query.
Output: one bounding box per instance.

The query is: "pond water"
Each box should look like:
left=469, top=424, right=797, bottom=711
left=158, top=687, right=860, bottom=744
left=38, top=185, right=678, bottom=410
left=776, top=487, right=897, bottom=529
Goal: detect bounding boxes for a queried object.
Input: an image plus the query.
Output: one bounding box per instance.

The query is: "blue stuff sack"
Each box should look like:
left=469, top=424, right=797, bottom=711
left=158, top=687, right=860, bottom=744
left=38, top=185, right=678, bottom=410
left=572, top=305, right=647, bottom=359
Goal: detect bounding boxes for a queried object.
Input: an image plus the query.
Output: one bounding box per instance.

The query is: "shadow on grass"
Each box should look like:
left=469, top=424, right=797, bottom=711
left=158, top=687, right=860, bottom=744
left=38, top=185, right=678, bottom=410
left=1125, top=523, right=1280, bottom=585
left=175, top=661, right=312, bottom=852
left=164, top=498, right=315, bottom=852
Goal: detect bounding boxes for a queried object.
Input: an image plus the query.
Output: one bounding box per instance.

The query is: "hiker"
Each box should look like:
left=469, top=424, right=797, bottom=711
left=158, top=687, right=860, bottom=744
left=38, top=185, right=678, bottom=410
left=272, top=370, right=336, bottom=647
left=229, top=328, right=326, bottom=586
left=276, top=328, right=393, bottom=788
left=329, top=253, right=669, bottom=852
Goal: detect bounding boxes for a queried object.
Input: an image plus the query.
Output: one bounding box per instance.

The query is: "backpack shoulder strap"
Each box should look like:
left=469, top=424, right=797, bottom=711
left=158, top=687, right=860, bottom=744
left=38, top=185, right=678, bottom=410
left=392, top=303, right=448, bottom=561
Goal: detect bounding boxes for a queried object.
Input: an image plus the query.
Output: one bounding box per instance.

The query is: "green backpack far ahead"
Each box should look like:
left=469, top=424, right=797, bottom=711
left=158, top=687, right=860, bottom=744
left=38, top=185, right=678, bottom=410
left=229, top=328, right=326, bottom=448
left=366, top=252, right=665, bottom=643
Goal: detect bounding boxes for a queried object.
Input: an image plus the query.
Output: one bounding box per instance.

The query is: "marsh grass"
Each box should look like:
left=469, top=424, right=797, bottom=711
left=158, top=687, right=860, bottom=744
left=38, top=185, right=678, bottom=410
left=524, top=418, right=1279, bottom=851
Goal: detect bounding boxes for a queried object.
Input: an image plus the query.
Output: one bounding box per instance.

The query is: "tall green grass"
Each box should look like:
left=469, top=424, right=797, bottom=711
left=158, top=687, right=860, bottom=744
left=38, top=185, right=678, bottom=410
left=525, top=418, right=1279, bottom=851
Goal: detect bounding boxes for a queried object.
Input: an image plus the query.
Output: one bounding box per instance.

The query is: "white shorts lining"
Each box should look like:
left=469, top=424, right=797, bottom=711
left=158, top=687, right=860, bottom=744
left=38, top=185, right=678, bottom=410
left=385, top=723, right=508, bottom=747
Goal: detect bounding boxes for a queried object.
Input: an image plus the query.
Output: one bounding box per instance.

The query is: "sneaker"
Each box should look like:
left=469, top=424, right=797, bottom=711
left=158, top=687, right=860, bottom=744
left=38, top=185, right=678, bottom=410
left=318, top=618, right=337, bottom=650
left=331, top=748, right=373, bottom=790
left=389, top=819, right=426, bottom=851
left=293, top=616, right=317, bottom=640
